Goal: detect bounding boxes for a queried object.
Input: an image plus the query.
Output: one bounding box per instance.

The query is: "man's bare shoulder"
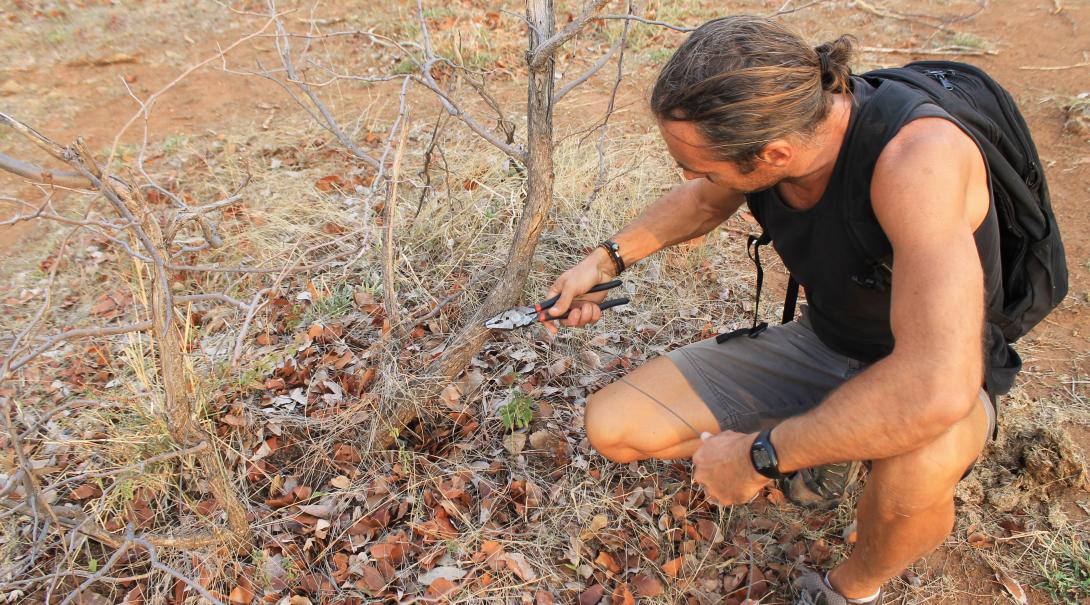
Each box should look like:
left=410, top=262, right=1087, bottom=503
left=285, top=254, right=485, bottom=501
left=875, top=117, right=979, bottom=181
left=871, top=116, right=986, bottom=232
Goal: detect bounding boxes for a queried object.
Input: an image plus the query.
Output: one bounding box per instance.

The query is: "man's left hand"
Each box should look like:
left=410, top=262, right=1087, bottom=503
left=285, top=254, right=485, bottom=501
left=692, top=430, right=770, bottom=505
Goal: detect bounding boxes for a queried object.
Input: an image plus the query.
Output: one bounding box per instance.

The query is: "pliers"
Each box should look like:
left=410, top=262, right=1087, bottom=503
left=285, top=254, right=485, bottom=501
left=484, top=279, right=629, bottom=330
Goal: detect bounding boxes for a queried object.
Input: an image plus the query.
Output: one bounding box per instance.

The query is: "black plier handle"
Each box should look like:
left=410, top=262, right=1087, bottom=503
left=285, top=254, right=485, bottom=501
left=533, top=279, right=625, bottom=321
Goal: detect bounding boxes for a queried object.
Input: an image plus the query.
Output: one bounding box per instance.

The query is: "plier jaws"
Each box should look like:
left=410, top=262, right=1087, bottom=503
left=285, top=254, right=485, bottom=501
left=484, top=279, right=629, bottom=330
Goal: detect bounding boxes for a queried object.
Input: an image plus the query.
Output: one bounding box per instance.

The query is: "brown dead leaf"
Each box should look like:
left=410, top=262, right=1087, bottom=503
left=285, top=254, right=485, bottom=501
left=968, top=531, right=994, bottom=549
left=662, top=555, right=685, bottom=578
left=595, top=551, right=621, bottom=574
left=359, top=366, right=377, bottom=392
left=122, top=586, right=145, bottom=605
left=534, top=590, right=556, bottom=605
left=697, top=519, right=718, bottom=542
left=330, top=475, right=351, bottom=489
left=315, top=174, right=345, bottom=192
left=361, top=566, right=385, bottom=593
left=611, top=582, right=635, bottom=605
left=228, top=585, right=254, bottom=604
left=503, top=551, right=537, bottom=581
left=578, top=584, right=604, bottom=605
left=632, top=573, right=664, bottom=596
left=69, top=483, right=102, bottom=500
left=426, top=577, right=457, bottom=600
left=995, top=570, right=1028, bottom=604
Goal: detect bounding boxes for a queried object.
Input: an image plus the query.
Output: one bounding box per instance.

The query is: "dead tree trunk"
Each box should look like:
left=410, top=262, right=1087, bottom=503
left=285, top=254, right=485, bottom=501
left=430, top=0, right=557, bottom=381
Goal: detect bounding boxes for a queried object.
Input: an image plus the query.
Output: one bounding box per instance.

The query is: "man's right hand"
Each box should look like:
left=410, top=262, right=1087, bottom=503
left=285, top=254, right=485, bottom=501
left=543, top=247, right=618, bottom=333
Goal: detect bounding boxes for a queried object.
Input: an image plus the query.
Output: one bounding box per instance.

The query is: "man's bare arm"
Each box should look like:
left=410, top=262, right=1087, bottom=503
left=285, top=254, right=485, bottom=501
left=607, top=177, right=746, bottom=268
left=771, top=119, right=987, bottom=470
left=547, top=178, right=744, bottom=324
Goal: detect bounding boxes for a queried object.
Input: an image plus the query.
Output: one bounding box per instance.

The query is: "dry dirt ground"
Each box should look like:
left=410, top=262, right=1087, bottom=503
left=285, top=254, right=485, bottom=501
left=1, top=1, right=1088, bottom=604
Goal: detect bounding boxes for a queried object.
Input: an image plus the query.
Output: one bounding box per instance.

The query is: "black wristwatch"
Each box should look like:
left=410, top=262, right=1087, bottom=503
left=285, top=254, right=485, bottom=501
left=750, top=429, right=785, bottom=479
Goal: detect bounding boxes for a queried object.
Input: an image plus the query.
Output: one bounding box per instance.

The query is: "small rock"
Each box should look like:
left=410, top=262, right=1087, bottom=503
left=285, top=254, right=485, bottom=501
left=1063, top=99, right=1090, bottom=136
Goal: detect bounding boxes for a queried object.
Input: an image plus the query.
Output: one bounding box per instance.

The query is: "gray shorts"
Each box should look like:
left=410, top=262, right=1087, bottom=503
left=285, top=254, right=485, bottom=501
left=666, top=310, right=996, bottom=436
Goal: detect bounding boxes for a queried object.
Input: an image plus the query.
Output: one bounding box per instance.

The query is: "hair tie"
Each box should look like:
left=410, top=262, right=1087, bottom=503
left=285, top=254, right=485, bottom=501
left=817, top=50, right=830, bottom=75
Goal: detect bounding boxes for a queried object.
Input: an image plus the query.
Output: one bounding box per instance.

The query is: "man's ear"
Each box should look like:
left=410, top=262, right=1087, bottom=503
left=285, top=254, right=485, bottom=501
left=758, top=140, right=793, bottom=167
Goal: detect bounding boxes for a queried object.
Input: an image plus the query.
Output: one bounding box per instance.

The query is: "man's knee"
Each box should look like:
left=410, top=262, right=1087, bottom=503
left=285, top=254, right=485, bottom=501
left=584, top=388, right=640, bottom=463
left=866, top=404, right=988, bottom=519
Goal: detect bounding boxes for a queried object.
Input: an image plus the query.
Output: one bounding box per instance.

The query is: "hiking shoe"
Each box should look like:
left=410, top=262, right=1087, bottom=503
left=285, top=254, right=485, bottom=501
left=794, top=570, right=883, bottom=605
left=782, top=461, right=863, bottom=508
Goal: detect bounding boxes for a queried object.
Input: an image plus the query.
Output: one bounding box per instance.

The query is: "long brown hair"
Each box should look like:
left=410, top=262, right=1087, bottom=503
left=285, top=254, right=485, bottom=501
left=650, top=16, right=854, bottom=173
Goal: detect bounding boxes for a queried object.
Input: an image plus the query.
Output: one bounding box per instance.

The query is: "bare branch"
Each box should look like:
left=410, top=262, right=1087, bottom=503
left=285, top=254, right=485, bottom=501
left=382, top=108, right=410, bottom=338
left=588, top=0, right=632, bottom=205
left=6, top=321, right=153, bottom=372
left=413, top=1, right=527, bottom=164
left=553, top=36, right=623, bottom=104
left=1019, top=60, right=1090, bottom=70
left=767, top=0, right=830, bottom=17
left=175, top=293, right=249, bottom=309
left=104, top=11, right=283, bottom=175
left=0, top=151, right=91, bottom=188
left=860, top=45, right=996, bottom=56
left=272, top=14, right=382, bottom=170
left=529, top=0, right=612, bottom=69
left=230, top=288, right=273, bottom=367
left=595, top=14, right=694, bottom=32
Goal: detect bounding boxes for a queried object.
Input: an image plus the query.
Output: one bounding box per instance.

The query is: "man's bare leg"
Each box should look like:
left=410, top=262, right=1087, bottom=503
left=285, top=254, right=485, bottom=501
left=826, top=396, right=990, bottom=599
left=584, top=356, right=722, bottom=462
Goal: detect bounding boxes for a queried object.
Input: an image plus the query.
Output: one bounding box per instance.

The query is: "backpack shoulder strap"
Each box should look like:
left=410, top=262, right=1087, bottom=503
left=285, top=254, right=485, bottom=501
left=840, top=78, right=933, bottom=262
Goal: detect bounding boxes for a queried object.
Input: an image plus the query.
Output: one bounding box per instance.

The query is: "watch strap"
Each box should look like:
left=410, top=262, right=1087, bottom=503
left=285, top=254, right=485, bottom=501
left=750, top=428, right=785, bottom=479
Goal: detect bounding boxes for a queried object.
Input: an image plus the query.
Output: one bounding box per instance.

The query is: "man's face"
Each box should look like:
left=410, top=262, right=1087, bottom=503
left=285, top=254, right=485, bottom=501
left=658, top=119, right=787, bottom=193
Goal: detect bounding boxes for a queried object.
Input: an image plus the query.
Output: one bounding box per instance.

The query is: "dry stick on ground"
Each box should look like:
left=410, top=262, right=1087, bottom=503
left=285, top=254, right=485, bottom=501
left=1019, top=60, right=1090, bottom=71
left=860, top=45, right=997, bottom=56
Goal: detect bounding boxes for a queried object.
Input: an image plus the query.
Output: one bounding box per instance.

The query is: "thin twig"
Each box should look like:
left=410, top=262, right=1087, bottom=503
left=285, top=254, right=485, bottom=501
left=860, top=45, right=997, bottom=56
left=595, top=14, right=694, bottom=32
left=1019, top=61, right=1090, bottom=71
left=588, top=0, right=632, bottom=206
left=175, top=293, right=249, bottom=309
left=382, top=107, right=411, bottom=338
left=6, top=321, right=154, bottom=372
left=413, top=0, right=527, bottom=164
left=272, top=11, right=382, bottom=170
left=0, top=151, right=91, bottom=188
left=529, top=0, right=612, bottom=69
left=553, top=35, right=623, bottom=104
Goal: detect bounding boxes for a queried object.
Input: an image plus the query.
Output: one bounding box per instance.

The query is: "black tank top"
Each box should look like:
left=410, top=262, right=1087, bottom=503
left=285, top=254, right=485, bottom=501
left=745, top=76, right=1003, bottom=367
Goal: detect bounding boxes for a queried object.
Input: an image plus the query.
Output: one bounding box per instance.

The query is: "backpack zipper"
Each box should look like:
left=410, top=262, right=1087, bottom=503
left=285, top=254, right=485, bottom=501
left=925, top=69, right=956, bottom=90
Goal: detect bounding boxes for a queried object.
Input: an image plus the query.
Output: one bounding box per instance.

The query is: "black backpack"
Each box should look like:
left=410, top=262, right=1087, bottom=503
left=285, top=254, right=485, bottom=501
left=741, top=61, right=1068, bottom=394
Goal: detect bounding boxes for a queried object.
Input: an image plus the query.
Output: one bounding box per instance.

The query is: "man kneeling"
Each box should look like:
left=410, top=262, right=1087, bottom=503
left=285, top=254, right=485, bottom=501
left=544, top=16, right=1004, bottom=605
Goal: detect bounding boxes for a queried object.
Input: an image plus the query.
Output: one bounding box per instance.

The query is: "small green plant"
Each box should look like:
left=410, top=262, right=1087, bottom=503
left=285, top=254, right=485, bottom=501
left=1038, top=537, right=1090, bottom=602
left=392, top=59, right=418, bottom=75
left=499, top=390, right=534, bottom=432
left=302, top=283, right=355, bottom=323
left=162, top=135, right=188, bottom=154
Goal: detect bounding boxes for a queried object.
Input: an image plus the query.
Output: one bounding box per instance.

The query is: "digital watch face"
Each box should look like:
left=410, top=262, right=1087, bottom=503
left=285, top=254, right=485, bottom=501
left=753, top=448, right=773, bottom=469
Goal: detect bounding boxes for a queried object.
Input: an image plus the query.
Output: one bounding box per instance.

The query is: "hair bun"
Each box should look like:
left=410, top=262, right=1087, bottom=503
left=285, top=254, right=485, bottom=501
left=813, top=35, right=855, bottom=92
